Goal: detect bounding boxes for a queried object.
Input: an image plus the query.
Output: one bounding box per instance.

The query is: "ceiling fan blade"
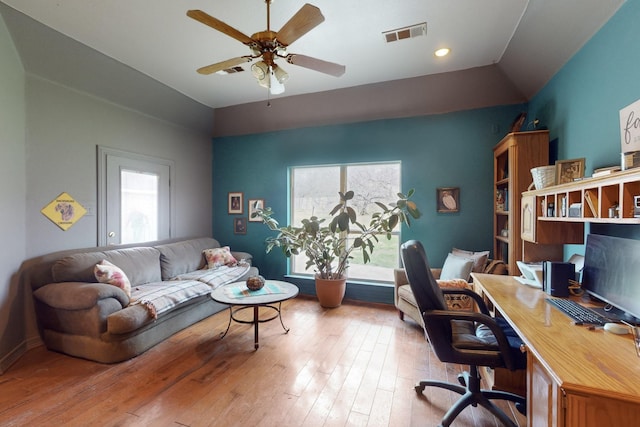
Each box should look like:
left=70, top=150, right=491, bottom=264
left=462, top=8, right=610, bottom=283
left=197, top=56, right=253, bottom=75
left=187, top=10, right=254, bottom=45
left=286, top=54, right=345, bottom=77
left=277, top=4, right=325, bottom=46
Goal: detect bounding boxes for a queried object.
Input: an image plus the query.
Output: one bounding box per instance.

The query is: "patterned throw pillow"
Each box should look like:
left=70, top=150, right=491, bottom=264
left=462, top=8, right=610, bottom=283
left=94, top=260, right=132, bottom=298
left=437, top=278, right=473, bottom=311
left=203, top=246, right=238, bottom=269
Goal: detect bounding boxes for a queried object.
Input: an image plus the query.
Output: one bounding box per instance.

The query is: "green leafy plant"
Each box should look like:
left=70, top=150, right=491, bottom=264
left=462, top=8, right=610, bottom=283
left=252, top=189, right=421, bottom=279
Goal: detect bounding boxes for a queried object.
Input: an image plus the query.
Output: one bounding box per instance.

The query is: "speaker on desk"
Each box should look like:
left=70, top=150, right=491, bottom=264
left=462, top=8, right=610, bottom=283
left=542, top=261, right=574, bottom=297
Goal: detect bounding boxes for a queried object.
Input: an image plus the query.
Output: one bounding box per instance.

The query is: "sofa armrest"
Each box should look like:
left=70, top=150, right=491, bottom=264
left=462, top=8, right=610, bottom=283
left=393, top=267, right=442, bottom=289
left=231, top=251, right=253, bottom=265
left=33, top=281, right=130, bottom=311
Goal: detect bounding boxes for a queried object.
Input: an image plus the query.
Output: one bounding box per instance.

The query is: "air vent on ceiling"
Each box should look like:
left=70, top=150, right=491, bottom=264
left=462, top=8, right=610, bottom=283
left=382, top=22, right=427, bottom=43
left=216, top=66, right=245, bottom=75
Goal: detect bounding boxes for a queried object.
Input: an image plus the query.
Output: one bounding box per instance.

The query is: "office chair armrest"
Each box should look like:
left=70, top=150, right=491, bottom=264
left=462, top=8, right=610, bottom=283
left=426, top=310, right=520, bottom=369
left=440, top=288, right=491, bottom=316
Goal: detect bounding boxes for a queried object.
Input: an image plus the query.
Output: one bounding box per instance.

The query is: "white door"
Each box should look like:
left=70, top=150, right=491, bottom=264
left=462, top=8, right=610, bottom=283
left=98, top=147, right=173, bottom=246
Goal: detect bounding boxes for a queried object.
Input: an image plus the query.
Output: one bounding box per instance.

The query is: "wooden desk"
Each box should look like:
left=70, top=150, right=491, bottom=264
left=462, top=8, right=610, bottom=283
left=472, top=273, right=640, bottom=427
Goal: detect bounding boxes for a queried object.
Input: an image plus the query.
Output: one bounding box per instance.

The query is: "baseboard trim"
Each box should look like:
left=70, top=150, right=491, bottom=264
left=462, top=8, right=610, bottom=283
left=0, top=335, right=43, bottom=375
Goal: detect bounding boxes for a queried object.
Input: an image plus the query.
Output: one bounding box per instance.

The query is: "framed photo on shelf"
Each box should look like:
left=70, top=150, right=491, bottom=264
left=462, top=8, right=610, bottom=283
left=233, top=217, right=247, bottom=234
left=555, top=158, right=585, bottom=184
left=437, top=187, right=460, bottom=213
left=228, top=192, right=243, bottom=214
left=248, top=199, right=265, bottom=222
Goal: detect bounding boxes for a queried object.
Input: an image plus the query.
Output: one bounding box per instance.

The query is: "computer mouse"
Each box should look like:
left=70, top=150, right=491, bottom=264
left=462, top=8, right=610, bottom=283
left=603, top=323, right=629, bottom=335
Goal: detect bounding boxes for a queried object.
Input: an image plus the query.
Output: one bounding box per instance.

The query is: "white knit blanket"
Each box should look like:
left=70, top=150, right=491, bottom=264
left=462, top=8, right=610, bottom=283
left=130, top=264, right=250, bottom=319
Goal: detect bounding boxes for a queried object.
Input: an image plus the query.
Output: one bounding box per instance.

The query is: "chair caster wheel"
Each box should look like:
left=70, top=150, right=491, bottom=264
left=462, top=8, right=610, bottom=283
left=414, top=385, right=425, bottom=394
left=516, top=402, right=526, bottom=415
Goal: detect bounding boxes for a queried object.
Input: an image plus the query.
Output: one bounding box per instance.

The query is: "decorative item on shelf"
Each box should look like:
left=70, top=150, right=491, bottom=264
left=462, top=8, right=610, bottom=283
left=510, top=112, right=527, bottom=132
left=568, top=203, right=582, bottom=218
left=547, top=202, right=555, bottom=217
left=496, top=189, right=505, bottom=211
left=555, top=158, right=585, bottom=184
left=608, top=203, right=620, bottom=219
left=530, top=165, right=556, bottom=190
left=622, top=151, right=640, bottom=170
left=635, top=195, right=640, bottom=218
left=246, top=275, right=266, bottom=291
left=500, top=225, right=509, bottom=237
left=252, top=189, right=421, bottom=307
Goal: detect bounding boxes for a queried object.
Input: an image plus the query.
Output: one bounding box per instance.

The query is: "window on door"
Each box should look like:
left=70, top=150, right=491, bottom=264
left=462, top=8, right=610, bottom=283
left=290, top=162, right=402, bottom=282
left=98, top=147, right=174, bottom=246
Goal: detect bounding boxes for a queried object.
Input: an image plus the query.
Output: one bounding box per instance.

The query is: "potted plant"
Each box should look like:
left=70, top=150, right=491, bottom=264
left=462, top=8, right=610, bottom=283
left=252, top=189, right=421, bottom=307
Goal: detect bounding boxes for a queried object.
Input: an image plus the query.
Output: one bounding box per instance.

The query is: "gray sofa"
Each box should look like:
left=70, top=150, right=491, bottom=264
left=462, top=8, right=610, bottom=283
left=23, top=237, right=258, bottom=363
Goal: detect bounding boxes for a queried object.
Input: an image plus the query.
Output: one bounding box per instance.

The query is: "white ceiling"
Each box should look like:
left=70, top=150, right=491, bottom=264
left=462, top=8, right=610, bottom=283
left=1, top=0, right=625, bottom=111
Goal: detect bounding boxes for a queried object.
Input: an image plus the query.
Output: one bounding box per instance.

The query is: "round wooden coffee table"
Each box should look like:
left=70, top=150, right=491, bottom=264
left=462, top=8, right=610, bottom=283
left=210, top=280, right=299, bottom=349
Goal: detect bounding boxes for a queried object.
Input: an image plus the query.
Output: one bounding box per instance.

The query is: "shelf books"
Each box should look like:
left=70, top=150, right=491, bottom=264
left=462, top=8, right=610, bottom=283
left=592, top=166, right=621, bottom=177
left=584, top=190, right=599, bottom=217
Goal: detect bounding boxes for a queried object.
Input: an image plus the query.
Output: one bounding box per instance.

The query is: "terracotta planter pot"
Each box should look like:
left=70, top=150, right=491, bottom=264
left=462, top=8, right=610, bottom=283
left=315, top=276, right=347, bottom=308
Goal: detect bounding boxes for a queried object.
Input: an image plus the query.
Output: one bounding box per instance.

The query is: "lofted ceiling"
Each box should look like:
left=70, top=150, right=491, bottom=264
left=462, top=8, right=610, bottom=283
left=0, top=0, right=625, bottom=128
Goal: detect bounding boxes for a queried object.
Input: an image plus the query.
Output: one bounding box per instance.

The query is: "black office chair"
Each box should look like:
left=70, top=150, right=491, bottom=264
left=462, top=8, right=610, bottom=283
left=400, top=240, right=526, bottom=427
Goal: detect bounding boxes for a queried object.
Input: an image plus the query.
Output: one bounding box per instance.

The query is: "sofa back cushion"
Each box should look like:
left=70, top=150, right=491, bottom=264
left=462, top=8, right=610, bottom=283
left=154, top=237, right=220, bottom=280
left=52, top=247, right=161, bottom=287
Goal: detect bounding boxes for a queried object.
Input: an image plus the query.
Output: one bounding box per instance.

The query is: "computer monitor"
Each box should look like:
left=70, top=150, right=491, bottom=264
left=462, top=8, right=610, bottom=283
left=582, top=234, right=640, bottom=322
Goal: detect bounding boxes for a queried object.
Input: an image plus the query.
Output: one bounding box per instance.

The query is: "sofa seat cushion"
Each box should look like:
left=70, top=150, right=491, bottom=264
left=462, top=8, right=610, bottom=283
left=130, top=280, right=215, bottom=320
left=172, top=264, right=250, bottom=287
left=52, top=247, right=161, bottom=287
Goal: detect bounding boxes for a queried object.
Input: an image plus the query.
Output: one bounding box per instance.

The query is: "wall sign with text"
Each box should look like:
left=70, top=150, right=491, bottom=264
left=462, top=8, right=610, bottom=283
left=620, top=98, right=640, bottom=153
left=41, top=192, right=87, bottom=231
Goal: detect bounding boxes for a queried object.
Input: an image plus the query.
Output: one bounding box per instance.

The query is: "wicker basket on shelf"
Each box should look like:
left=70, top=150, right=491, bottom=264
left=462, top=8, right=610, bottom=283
left=530, top=166, right=556, bottom=190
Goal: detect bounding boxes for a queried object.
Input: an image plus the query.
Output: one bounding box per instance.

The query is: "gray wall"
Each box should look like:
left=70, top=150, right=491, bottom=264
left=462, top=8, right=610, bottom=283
left=0, top=11, right=28, bottom=372
left=0, top=16, right=215, bottom=372
left=24, top=76, right=214, bottom=256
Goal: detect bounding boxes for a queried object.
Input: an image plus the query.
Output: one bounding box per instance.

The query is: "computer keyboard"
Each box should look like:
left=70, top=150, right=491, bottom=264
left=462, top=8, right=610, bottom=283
left=545, top=298, right=610, bottom=325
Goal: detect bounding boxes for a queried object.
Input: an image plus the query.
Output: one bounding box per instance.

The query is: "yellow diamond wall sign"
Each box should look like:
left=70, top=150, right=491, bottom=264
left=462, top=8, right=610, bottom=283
left=41, top=192, right=87, bottom=231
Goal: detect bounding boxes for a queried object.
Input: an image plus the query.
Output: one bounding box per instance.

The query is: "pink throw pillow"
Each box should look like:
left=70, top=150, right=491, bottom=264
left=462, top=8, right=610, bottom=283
left=94, top=260, right=132, bottom=298
left=203, top=246, right=238, bottom=268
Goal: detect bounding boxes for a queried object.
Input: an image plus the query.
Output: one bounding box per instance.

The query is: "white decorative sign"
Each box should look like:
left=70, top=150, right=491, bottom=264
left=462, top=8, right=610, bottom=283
left=620, top=99, right=640, bottom=153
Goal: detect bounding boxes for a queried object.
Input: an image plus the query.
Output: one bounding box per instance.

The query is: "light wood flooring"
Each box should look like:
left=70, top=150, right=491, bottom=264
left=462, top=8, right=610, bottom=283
left=0, top=296, right=525, bottom=426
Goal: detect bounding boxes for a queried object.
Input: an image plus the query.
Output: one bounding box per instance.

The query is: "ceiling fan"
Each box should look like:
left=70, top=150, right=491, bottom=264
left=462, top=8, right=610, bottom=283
left=187, top=1, right=346, bottom=95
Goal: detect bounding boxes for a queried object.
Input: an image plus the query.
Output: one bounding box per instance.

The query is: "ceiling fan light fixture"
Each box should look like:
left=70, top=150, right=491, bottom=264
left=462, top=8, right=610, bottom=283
left=273, top=64, right=289, bottom=84
left=251, top=61, right=269, bottom=79
left=270, top=74, right=285, bottom=95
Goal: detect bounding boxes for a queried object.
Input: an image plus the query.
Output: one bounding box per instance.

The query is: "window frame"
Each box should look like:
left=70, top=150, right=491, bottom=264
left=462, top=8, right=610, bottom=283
left=97, top=146, right=175, bottom=246
left=289, top=161, right=402, bottom=283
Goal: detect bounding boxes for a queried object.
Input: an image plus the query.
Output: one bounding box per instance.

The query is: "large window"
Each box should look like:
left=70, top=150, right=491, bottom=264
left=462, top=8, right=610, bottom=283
left=291, top=162, right=401, bottom=282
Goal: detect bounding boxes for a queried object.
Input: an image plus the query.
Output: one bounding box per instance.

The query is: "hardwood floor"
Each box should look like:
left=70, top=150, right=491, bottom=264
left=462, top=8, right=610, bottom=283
left=0, top=296, right=526, bottom=426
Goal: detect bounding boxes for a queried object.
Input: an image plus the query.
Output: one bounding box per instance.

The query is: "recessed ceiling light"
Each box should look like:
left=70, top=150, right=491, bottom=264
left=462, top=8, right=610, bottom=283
left=435, top=48, right=450, bottom=57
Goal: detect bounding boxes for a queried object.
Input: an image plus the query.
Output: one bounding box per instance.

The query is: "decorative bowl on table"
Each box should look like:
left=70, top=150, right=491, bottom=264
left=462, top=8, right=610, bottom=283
left=246, top=275, right=266, bottom=291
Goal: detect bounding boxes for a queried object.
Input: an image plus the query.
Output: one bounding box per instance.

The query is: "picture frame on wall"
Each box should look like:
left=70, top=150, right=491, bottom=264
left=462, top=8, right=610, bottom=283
left=437, top=187, right=460, bottom=213
left=228, top=192, right=243, bottom=214
left=555, top=158, right=585, bottom=184
left=248, top=199, right=265, bottom=222
left=233, top=217, right=247, bottom=234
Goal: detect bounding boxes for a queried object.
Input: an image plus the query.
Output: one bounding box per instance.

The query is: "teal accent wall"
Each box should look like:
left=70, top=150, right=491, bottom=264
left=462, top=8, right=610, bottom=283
left=527, top=0, right=640, bottom=247
left=213, top=105, right=524, bottom=287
